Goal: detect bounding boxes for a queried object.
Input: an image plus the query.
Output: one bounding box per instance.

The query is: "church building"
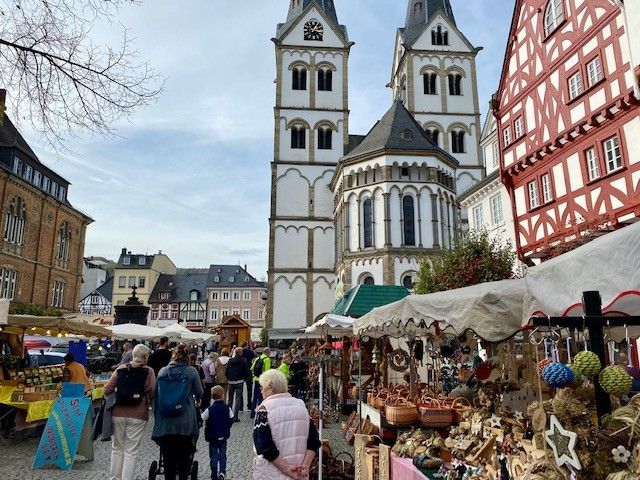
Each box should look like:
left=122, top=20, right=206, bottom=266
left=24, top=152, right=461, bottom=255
left=267, top=0, right=483, bottom=339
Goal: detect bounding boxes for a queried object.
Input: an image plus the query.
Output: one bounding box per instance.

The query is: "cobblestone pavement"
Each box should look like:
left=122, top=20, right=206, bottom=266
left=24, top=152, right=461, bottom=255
left=0, top=410, right=353, bottom=480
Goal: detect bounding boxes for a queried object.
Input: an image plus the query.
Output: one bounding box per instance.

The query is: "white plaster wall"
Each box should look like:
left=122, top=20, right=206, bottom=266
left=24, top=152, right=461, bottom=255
left=313, top=227, right=335, bottom=269
left=411, top=17, right=473, bottom=52
left=273, top=276, right=307, bottom=329
left=278, top=110, right=344, bottom=163
left=314, top=121, right=345, bottom=164
left=281, top=50, right=312, bottom=109
left=276, top=168, right=309, bottom=216
left=411, top=55, right=443, bottom=113
left=418, top=190, right=435, bottom=247
left=412, top=114, right=480, bottom=168
left=457, top=167, right=481, bottom=194
left=314, top=51, right=344, bottom=110
left=388, top=192, right=401, bottom=247
left=624, top=116, right=640, bottom=165
left=393, top=257, right=420, bottom=285
left=350, top=260, right=384, bottom=286
left=622, top=2, right=640, bottom=87
left=443, top=57, right=475, bottom=113
left=312, top=169, right=335, bottom=217
left=274, top=226, right=308, bottom=269
left=348, top=198, right=359, bottom=251
left=312, top=275, right=336, bottom=321
left=280, top=8, right=347, bottom=49
left=374, top=189, right=385, bottom=248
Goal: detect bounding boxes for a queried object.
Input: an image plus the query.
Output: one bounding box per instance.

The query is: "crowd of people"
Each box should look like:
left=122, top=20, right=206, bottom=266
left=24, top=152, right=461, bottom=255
left=99, top=338, right=317, bottom=480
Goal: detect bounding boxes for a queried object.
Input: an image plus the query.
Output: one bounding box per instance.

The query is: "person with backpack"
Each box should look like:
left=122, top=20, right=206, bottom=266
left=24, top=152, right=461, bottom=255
left=225, top=347, right=249, bottom=422
left=241, top=342, right=255, bottom=411
left=104, top=344, right=155, bottom=480
left=201, top=385, right=234, bottom=480
left=250, top=347, right=271, bottom=418
left=152, top=344, right=204, bottom=480
left=215, top=348, right=230, bottom=400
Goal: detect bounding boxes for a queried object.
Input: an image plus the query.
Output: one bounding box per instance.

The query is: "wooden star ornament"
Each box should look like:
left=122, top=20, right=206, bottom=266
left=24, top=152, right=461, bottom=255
left=545, top=415, right=582, bottom=471
left=514, top=410, right=524, bottom=421
left=489, top=414, right=502, bottom=428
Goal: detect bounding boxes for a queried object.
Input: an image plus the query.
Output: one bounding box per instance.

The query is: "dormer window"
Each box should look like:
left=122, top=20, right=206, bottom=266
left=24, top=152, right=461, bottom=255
left=160, top=292, right=170, bottom=300
left=214, top=276, right=220, bottom=283
left=138, top=257, right=146, bottom=265
left=413, top=2, right=422, bottom=13
left=190, top=291, right=198, bottom=301
left=244, top=276, right=250, bottom=282
left=123, top=257, right=131, bottom=265
left=431, top=26, right=449, bottom=46
left=229, top=276, right=235, bottom=283
left=401, top=129, right=413, bottom=141
left=12, top=157, right=22, bottom=175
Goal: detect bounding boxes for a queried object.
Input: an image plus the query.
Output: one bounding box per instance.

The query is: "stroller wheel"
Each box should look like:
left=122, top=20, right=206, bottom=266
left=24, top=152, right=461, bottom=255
left=149, top=460, right=158, bottom=480
left=190, top=460, right=198, bottom=480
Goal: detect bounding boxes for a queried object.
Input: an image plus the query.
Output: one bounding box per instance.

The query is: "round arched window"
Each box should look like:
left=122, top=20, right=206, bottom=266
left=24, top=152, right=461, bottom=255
left=362, top=276, right=375, bottom=285
left=402, top=274, right=415, bottom=289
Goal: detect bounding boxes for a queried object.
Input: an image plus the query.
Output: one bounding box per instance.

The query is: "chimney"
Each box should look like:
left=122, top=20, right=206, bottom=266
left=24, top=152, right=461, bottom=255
left=0, top=89, right=5, bottom=125
left=158, top=250, right=162, bottom=255
left=244, top=264, right=247, bottom=272
left=121, top=247, right=127, bottom=255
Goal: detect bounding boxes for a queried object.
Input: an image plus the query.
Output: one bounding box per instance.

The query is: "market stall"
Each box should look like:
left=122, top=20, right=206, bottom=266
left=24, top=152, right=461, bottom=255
left=106, top=322, right=176, bottom=341
left=161, top=322, right=217, bottom=343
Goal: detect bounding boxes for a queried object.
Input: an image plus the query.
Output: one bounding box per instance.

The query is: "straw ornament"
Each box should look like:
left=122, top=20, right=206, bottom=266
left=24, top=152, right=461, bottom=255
left=542, top=362, right=574, bottom=388
left=573, top=351, right=602, bottom=377
left=600, top=366, right=633, bottom=397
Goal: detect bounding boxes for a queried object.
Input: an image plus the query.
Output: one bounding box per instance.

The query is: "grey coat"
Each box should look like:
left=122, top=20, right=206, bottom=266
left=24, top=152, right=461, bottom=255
left=152, top=361, right=204, bottom=441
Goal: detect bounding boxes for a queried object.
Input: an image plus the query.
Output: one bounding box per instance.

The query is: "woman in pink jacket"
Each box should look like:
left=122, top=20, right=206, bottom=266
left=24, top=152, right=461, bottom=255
left=252, top=369, right=320, bottom=480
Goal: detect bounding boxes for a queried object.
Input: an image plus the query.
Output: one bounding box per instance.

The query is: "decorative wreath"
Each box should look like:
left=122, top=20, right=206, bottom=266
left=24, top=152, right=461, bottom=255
left=389, top=348, right=411, bottom=372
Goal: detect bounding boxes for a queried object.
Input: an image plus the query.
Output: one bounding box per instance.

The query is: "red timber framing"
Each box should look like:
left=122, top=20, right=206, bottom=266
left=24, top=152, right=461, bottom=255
left=493, top=0, right=640, bottom=262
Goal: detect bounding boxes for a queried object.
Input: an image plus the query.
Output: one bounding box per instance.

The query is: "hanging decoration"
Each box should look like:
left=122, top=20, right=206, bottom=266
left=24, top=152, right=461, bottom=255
left=389, top=348, right=410, bottom=372
left=538, top=358, right=553, bottom=375
left=572, top=350, right=602, bottom=377
left=599, top=365, right=633, bottom=397
left=611, top=445, right=632, bottom=464
left=542, top=362, right=575, bottom=388
left=544, top=414, right=582, bottom=470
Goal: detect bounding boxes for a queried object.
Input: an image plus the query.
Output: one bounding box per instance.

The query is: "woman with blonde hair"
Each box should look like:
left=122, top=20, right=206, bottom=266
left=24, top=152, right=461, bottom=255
left=252, top=369, right=320, bottom=479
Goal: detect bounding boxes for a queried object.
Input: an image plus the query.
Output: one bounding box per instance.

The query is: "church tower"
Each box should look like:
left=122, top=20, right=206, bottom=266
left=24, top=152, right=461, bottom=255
left=267, top=0, right=352, bottom=338
left=390, top=0, right=484, bottom=194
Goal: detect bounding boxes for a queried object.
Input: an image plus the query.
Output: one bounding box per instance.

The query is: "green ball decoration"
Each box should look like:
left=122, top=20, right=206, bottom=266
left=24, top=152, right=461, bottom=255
left=568, top=364, right=584, bottom=386
left=573, top=351, right=602, bottom=377
left=599, top=365, right=633, bottom=397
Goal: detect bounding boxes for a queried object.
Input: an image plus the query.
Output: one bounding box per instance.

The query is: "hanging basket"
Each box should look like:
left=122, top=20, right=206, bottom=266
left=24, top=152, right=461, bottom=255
left=418, top=397, right=454, bottom=428
left=385, top=398, right=419, bottom=426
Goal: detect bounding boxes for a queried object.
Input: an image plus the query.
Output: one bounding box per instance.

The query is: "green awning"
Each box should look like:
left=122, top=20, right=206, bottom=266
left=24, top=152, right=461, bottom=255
left=331, top=285, right=410, bottom=318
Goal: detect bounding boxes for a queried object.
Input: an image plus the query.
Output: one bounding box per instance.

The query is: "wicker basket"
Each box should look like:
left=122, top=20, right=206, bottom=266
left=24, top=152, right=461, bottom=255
left=418, top=397, right=454, bottom=428
left=385, top=398, right=419, bottom=426
left=447, top=397, right=472, bottom=423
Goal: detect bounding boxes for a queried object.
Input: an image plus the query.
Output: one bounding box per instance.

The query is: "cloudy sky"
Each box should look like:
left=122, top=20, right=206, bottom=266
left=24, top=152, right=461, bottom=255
left=17, top=0, right=513, bottom=278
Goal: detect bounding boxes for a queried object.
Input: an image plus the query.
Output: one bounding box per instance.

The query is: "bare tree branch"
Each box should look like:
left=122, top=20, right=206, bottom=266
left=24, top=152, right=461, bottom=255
left=0, top=0, right=161, bottom=150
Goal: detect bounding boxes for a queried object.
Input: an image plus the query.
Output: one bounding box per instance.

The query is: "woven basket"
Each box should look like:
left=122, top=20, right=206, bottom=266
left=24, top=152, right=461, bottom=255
left=418, top=397, right=454, bottom=428
left=385, top=398, right=419, bottom=426
left=446, top=397, right=472, bottom=423
left=372, top=391, right=389, bottom=411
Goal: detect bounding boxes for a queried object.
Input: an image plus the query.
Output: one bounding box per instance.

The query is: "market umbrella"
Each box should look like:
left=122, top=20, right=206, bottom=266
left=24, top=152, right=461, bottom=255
left=161, top=322, right=218, bottom=343
left=523, top=220, right=640, bottom=341
left=304, top=314, right=354, bottom=336
left=107, top=323, right=177, bottom=341
left=3, top=315, right=111, bottom=338
left=353, top=278, right=527, bottom=342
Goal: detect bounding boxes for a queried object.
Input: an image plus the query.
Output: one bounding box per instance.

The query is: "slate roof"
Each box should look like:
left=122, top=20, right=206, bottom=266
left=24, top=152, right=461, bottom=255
left=149, top=270, right=209, bottom=303
left=341, top=101, right=458, bottom=164
left=276, top=0, right=348, bottom=42
left=206, top=265, right=266, bottom=289
left=96, top=277, right=114, bottom=302
left=331, top=285, right=410, bottom=318
left=345, top=135, right=366, bottom=155
left=0, top=115, right=39, bottom=161
left=401, top=0, right=456, bottom=46
left=116, top=253, right=155, bottom=269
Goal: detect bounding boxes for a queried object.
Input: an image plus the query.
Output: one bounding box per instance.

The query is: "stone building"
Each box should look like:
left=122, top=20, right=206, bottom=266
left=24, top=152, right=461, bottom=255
left=0, top=115, right=92, bottom=311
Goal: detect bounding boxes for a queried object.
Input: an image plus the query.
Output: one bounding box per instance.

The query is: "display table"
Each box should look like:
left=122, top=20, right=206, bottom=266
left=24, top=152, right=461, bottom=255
left=0, top=385, right=104, bottom=425
left=391, top=455, right=429, bottom=480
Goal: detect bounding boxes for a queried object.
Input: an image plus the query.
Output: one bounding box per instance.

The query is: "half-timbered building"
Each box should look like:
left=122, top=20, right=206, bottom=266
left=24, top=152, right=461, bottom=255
left=78, top=276, right=113, bottom=315
left=495, top=0, right=640, bottom=262
left=148, top=269, right=208, bottom=330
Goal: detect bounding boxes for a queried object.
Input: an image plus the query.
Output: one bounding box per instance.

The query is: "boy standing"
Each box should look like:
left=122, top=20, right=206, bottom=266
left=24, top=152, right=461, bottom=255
left=202, top=386, right=233, bottom=480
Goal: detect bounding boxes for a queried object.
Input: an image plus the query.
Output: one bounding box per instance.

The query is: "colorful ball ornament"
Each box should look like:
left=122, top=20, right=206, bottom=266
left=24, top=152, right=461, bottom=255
left=568, top=364, right=584, bottom=386
left=538, top=358, right=553, bottom=375
left=542, top=362, right=575, bottom=388
left=599, top=365, right=633, bottom=397
left=573, top=351, right=602, bottom=377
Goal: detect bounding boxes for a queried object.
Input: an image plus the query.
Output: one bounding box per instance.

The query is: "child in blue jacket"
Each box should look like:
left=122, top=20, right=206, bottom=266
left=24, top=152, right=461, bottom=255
left=201, top=385, right=234, bottom=480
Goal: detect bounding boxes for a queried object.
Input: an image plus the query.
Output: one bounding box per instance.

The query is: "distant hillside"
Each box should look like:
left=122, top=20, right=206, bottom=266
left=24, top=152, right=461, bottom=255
left=88, top=256, right=117, bottom=278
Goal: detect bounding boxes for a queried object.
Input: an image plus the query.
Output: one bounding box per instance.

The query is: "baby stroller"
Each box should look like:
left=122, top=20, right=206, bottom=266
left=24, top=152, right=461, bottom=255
left=148, top=450, right=199, bottom=480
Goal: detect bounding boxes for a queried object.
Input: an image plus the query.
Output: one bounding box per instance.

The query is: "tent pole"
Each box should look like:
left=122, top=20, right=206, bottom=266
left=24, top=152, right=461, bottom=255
left=318, top=357, right=324, bottom=480
left=358, top=337, right=362, bottom=433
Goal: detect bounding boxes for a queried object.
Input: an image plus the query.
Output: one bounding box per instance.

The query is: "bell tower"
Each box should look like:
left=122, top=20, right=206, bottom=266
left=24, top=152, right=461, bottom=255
left=267, top=0, right=352, bottom=338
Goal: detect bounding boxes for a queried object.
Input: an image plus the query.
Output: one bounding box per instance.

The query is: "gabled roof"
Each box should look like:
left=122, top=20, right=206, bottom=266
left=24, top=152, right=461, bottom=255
left=275, top=0, right=348, bottom=43
left=116, top=253, right=155, bottom=269
left=96, top=277, right=114, bottom=302
left=340, top=101, right=458, bottom=164
left=218, top=315, right=251, bottom=329
left=0, top=115, right=39, bottom=162
left=149, top=270, right=209, bottom=303
left=331, top=285, right=410, bottom=318
left=207, top=265, right=266, bottom=289
left=400, top=0, right=456, bottom=46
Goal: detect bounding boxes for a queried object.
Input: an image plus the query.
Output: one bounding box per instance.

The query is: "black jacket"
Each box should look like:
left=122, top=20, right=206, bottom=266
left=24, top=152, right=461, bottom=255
left=225, top=356, right=249, bottom=382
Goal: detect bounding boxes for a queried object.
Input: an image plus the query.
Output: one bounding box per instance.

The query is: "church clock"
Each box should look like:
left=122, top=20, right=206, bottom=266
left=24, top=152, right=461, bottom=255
left=304, top=21, right=323, bottom=41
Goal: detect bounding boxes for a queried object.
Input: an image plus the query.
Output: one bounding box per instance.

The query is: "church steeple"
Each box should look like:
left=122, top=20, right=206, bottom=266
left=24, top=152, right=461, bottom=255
left=286, top=0, right=339, bottom=25
left=403, top=0, right=456, bottom=45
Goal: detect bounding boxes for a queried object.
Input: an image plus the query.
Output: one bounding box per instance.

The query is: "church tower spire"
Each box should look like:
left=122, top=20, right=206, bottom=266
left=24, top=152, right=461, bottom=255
left=287, top=0, right=339, bottom=25
left=403, top=0, right=456, bottom=45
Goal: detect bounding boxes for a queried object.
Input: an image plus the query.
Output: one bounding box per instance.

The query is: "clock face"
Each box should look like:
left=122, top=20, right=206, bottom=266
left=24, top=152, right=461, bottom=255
left=304, top=21, right=323, bottom=41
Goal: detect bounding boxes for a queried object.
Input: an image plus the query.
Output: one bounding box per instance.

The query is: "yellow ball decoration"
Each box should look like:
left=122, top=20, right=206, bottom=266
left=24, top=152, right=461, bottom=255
left=599, top=365, right=633, bottom=397
left=573, top=351, right=602, bottom=377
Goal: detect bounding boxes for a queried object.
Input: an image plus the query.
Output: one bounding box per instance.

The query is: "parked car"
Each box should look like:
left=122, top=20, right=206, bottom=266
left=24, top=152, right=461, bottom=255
left=28, top=350, right=66, bottom=366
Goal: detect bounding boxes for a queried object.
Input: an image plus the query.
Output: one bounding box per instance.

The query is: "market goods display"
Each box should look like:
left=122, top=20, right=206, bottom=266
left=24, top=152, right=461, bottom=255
left=573, top=350, right=602, bottom=377
left=541, top=362, right=574, bottom=388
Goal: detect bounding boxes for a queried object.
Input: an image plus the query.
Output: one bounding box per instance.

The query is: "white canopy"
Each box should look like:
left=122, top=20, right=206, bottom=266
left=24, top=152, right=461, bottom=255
left=107, top=323, right=179, bottom=341
left=354, top=279, right=526, bottom=342
left=524, top=220, right=640, bottom=320
left=304, top=314, right=354, bottom=336
left=161, top=322, right=217, bottom=343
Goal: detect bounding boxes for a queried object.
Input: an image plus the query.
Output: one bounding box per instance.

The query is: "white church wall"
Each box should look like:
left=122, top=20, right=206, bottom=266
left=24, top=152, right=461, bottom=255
left=412, top=17, right=472, bottom=52
left=374, top=189, right=385, bottom=249
left=312, top=275, right=336, bottom=321
left=411, top=55, right=443, bottom=113
left=281, top=50, right=312, bottom=109
left=388, top=191, right=401, bottom=247
left=276, top=168, right=309, bottom=216
left=314, top=51, right=344, bottom=110
left=348, top=198, right=359, bottom=251
left=314, top=120, right=345, bottom=163
left=350, top=259, right=384, bottom=286
left=456, top=168, right=482, bottom=194
left=273, top=276, right=307, bottom=329
left=442, top=57, right=475, bottom=114
left=274, top=226, right=308, bottom=269
left=393, top=257, right=420, bottom=286
left=313, top=227, right=335, bottom=269
left=418, top=188, right=435, bottom=247
left=312, top=169, right=336, bottom=217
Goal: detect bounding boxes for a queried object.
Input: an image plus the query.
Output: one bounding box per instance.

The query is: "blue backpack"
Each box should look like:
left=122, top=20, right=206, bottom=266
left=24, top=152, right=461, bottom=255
left=157, top=366, right=191, bottom=417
